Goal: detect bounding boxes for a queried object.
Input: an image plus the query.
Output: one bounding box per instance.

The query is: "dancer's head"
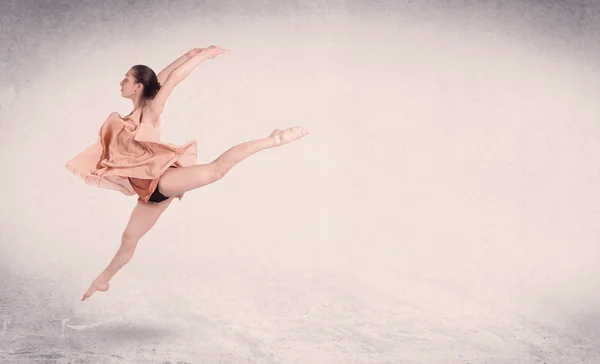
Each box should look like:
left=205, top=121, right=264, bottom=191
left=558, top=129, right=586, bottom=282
left=120, top=65, right=161, bottom=100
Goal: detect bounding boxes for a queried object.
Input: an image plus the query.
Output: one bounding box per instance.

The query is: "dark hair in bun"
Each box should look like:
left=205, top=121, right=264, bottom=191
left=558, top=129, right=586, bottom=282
left=131, top=65, right=161, bottom=99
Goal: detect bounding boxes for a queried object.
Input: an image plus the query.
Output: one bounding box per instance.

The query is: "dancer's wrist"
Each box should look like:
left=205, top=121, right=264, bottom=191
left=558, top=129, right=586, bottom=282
left=185, top=48, right=205, bottom=59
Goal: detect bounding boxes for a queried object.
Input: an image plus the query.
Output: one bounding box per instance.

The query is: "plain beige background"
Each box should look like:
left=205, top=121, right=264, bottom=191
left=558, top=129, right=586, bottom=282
left=1, top=1, right=599, bottom=363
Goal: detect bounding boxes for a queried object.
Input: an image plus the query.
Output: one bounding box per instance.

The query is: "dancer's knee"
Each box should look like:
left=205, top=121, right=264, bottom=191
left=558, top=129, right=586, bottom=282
left=211, top=160, right=228, bottom=180
left=121, top=232, right=140, bottom=247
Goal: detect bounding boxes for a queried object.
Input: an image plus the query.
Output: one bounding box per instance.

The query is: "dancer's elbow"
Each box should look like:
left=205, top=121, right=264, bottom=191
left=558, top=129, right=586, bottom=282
left=168, top=70, right=186, bottom=84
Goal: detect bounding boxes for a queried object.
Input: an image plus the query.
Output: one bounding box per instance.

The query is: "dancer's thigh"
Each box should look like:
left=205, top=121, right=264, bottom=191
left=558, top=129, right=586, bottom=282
left=122, top=197, right=174, bottom=242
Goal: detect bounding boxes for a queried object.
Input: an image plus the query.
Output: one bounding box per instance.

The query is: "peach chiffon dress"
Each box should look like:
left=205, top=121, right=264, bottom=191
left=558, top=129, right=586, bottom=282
left=65, top=108, right=197, bottom=204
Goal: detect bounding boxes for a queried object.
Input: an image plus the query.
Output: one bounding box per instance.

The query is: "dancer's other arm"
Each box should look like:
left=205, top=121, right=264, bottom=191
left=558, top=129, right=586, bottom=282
left=149, top=45, right=228, bottom=117
left=156, top=48, right=204, bottom=84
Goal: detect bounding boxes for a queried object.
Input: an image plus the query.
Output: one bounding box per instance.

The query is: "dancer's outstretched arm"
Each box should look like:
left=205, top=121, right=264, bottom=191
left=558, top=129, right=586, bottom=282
left=149, top=45, right=228, bottom=117
left=156, top=48, right=204, bottom=84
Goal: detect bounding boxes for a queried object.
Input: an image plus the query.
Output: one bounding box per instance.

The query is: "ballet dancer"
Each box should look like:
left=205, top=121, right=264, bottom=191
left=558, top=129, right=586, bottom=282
left=66, top=46, right=308, bottom=301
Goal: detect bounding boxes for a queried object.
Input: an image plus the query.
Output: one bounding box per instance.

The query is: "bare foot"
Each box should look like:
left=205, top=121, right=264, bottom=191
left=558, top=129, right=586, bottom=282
left=81, top=279, right=109, bottom=301
left=270, top=127, right=309, bottom=147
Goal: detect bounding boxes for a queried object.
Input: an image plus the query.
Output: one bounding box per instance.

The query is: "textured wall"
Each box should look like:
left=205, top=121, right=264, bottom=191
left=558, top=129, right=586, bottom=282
left=1, top=1, right=600, bottom=363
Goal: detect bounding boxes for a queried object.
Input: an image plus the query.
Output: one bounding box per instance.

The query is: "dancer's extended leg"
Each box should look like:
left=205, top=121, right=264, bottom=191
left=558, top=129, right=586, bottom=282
left=157, top=126, right=308, bottom=198
left=81, top=197, right=174, bottom=301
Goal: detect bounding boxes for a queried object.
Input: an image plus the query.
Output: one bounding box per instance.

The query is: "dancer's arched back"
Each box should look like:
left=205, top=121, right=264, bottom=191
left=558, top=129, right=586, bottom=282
left=74, top=46, right=308, bottom=301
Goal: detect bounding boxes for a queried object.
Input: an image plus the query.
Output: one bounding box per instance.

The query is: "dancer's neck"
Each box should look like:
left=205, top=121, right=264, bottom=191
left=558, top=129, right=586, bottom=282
left=130, top=95, right=148, bottom=113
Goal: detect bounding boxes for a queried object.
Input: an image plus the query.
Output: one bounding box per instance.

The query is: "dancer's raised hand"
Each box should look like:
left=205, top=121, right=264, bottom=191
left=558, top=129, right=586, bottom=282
left=185, top=48, right=205, bottom=58
left=199, top=45, right=229, bottom=60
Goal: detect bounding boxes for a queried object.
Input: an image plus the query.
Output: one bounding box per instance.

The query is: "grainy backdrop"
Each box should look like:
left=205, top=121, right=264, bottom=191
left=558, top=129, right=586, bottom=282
left=1, top=1, right=599, bottom=363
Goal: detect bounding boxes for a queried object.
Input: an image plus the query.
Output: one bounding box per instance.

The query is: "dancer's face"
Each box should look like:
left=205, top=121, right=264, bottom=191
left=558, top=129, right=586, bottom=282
left=119, top=70, right=142, bottom=98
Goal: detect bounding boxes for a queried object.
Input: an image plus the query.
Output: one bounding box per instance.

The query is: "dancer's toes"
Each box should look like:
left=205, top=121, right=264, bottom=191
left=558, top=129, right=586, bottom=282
left=81, top=280, right=109, bottom=301
left=81, top=291, right=92, bottom=301
left=270, top=127, right=308, bottom=146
